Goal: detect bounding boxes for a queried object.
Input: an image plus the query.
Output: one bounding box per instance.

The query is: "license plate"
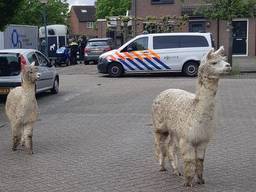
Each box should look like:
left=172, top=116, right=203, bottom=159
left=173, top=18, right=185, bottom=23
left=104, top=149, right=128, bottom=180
left=93, top=49, right=102, bottom=53
left=0, top=87, right=10, bottom=94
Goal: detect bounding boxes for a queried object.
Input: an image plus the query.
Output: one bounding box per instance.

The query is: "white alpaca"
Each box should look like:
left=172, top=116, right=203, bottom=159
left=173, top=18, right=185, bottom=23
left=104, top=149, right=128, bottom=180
left=5, top=63, right=40, bottom=154
left=152, top=46, right=231, bottom=187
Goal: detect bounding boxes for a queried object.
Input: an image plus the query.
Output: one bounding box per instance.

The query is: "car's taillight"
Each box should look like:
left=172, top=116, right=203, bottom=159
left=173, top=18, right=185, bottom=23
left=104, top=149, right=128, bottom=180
left=84, top=48, right=90, bottom=53
left=104, top=47, right=112, bottom=52
left=20, top=54, right=27, bottom=69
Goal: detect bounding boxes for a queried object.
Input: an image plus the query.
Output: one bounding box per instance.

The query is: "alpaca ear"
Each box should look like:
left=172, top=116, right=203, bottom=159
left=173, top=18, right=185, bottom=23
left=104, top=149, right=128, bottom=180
left=206, top=48, right=214, bottom=60
left=31, top=61, right=35, bottom=66
left=215, top=46, right=224, bottom=56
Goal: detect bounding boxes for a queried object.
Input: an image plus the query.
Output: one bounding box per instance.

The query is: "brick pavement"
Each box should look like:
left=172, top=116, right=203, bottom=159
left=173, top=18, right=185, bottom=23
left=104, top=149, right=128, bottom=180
left=0, top=65, right=255, bottom=192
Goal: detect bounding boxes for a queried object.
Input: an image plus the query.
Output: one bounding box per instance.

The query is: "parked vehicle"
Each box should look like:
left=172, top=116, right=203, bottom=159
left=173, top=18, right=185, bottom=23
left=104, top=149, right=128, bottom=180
left=39, top=24, right=68, bottom=63
left=0, top=25, right=38, bottom=50
left=56, top=47, right=70, bottom=66
left=84, top=38, right=113, bottom=64
left=0, top=49, right=59, bottom=95
left=97, top=33, right=214, bottom=77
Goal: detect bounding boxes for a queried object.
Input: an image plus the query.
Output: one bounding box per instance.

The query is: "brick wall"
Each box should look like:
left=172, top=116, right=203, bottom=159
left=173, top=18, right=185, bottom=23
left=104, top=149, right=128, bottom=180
left=69, top=8, right=98, bottom=38
left=132, top=0, right=256, bottom=56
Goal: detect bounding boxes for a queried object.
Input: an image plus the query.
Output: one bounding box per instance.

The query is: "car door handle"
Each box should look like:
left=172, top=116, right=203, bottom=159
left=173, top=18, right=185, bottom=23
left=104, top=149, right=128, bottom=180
left=37, top=73, right=41, bottom=79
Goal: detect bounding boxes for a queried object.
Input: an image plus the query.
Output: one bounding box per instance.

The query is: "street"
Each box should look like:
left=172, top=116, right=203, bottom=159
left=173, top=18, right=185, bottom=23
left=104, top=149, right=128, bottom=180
left=0, top=64, right=255, bottom=192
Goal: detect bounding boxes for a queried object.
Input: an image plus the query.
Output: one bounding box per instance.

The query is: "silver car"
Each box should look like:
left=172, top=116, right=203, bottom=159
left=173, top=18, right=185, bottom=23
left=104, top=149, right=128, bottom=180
left=0, top=49, right=59, bottom=95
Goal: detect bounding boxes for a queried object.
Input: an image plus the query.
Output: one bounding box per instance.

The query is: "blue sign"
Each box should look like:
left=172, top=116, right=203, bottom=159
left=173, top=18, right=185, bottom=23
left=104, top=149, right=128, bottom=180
left=11, top=29, right=19, bottom=48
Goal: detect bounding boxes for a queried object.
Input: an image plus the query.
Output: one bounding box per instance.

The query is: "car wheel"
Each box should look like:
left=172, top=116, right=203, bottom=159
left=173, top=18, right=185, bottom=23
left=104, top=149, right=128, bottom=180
left=108, top=62, right=123, bottom=77
left=84, top=60, right=89, bottom=65
left=51, top=78, right=59, bottom=94
left=182, top=61, right=199, bottom=77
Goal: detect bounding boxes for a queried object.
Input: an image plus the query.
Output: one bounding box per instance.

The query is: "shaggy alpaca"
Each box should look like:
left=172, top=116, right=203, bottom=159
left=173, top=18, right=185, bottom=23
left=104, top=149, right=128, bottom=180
left=152, top=46, right=231, bottom=187
left=5, top=63, right=40, bottom=154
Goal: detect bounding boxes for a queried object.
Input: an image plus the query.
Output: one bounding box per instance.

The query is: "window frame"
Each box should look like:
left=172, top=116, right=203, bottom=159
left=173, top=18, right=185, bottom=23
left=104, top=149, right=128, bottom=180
left=35, top=51, right=50, bottom=67
left=151, top=0, right=175, bottom=5
left=86, top=22, right=94, bottom=29
left=121, top=37, right=149, bottom=52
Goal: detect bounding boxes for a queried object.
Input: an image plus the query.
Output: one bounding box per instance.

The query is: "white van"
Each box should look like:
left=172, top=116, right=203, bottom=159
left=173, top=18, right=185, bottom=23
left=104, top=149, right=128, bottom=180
left=97, top=32, right=214, bottom=77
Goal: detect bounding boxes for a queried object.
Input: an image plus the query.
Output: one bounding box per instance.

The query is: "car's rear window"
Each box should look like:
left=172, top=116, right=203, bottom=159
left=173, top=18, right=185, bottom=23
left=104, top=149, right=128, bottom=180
left=0, top=54, right=20, bottom=76
left=88, top=41, right=108, bottom=47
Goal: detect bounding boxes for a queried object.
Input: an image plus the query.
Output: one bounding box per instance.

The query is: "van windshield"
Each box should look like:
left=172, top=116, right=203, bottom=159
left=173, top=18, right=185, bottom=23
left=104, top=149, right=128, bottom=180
left=0, top=54, right=21, bottom=76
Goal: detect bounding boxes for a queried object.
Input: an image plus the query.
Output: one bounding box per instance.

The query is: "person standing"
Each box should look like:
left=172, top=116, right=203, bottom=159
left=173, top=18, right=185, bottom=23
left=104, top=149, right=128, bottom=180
left=69, top=39, right=78, bottom=65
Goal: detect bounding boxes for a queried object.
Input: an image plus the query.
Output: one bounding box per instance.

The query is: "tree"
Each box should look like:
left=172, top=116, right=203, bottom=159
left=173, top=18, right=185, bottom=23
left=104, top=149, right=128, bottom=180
left=96, top=0, right=131, bottom=19
left=11, top=0, right=69, bottom=26
left=0, top=0, right=23, bottom=30
left=198, top=0, right=256, bottom=65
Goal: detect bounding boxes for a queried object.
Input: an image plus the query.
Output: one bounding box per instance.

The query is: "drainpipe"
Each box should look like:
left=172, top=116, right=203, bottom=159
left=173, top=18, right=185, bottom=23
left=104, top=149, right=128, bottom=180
left=217, top=18, right=220, bottom=49
left=132, top=0, right=137, bottom=36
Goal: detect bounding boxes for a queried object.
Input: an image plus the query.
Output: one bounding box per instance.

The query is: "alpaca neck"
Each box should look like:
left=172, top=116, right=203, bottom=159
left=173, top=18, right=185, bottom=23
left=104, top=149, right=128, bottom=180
left=22, top=81, right=35, bottom=96
left=195, top=76, right=219, bottom=115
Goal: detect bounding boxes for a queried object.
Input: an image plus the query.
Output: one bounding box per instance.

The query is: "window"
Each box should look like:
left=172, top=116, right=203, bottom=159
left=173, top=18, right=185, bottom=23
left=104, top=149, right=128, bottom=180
left=27, top=52, right=39, bottom=65
left=87, top=22, right=94, bottom=29
left=151, top=0, right=174, bottom=4
left=0, top=54, right=20, bottom=76
left=180, top=36, right=208, bottom=47
left=35, top=52, right=49, bottom=66
left=189, top=21, right=206, bottom=33
left=122, top=37, right=148, bottom=52
left=153, top=35, right=209, bottom=49
left=153, top=36, right=179, bottom=49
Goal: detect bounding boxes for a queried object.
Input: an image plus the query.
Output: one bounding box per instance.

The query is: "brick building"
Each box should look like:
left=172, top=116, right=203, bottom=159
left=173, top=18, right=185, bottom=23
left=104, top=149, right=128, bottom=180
left=69, top=6, right=97, bottom=38
left=131, top=0, right=256, bottom=56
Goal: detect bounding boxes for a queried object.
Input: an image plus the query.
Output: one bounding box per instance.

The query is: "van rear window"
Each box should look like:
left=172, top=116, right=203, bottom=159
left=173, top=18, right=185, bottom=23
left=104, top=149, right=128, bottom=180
left=153, top=35, right=209, bottom=49
left=0, top=54, right=20, bottom=76
left=180, top=36, right=209, bottom=47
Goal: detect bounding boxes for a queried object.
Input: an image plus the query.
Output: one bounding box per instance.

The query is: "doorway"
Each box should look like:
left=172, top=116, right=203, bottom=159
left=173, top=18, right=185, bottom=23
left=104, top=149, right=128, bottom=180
left=232, top=20, right=248, bottom=55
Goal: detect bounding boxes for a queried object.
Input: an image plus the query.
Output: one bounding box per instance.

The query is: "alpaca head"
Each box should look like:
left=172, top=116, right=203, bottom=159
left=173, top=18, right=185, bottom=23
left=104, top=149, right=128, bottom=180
left=198, top=46, right=231, bottom=79
left=22, top=62, right=40, bottom=84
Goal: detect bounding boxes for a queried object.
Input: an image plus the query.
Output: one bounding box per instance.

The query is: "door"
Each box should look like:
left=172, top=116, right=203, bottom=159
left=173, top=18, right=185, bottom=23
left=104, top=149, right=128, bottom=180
left=152, top=35, right=180, bottom=71
left=119, top=37, right=155, bottom=72
left=35, top=51, right=54, bottom=90
left=26, top=51, right=44, bottom=90
left=232, top=20, right=247, bottom=55
left=48, top=36, right=58, bottom=58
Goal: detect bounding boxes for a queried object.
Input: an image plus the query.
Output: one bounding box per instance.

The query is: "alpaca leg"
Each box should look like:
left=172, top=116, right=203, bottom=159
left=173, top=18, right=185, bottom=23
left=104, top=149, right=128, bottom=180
left=23, top=124, right=33, bottom=154
left=180, top=140, right=196, bottom=187
left=196, top=144, right=207, bottom=184
left=154, top=131, right=168, bottom=171
left=11, top=123, right=22, bottom=151
left=168, top=135, right=181, bottom=176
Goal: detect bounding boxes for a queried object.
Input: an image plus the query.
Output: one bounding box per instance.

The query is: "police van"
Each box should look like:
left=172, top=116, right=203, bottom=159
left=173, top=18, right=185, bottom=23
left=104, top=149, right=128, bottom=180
left=97, top=32, right=214, bottom=77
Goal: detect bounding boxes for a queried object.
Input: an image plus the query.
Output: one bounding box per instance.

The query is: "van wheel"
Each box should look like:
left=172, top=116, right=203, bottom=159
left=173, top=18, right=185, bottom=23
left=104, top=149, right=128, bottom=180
left=108, top=63, right=124, bottom=77
left=51, top=78, right=59, bottom=94
left=182, top=61, right=199, bottom=77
